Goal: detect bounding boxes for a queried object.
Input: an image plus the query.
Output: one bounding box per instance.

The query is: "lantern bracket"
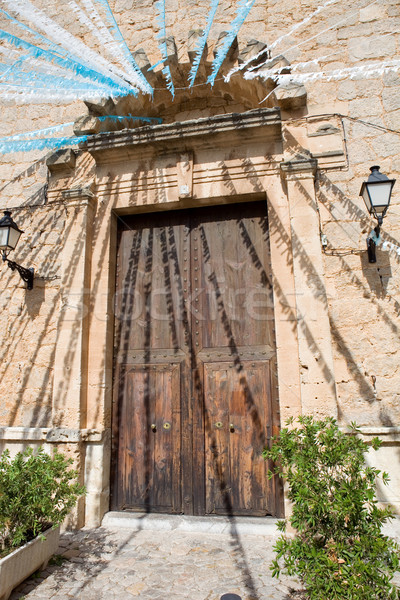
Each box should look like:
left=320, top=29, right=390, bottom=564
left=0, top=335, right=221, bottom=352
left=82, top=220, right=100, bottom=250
left=366, top=225, right=381, bottom=264
left=2, top=252, right=34, bottom=290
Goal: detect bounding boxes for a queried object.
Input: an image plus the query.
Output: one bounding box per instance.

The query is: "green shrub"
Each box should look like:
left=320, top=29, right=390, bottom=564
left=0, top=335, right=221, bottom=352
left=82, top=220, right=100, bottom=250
left=0, top=446, right=85, bottom=557
left=263, top=415, right=400, bottom=600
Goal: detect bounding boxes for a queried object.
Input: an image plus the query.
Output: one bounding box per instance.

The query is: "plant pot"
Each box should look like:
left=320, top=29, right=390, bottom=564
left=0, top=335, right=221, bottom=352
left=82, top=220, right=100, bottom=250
left=0, top=526, right=60, bottom=600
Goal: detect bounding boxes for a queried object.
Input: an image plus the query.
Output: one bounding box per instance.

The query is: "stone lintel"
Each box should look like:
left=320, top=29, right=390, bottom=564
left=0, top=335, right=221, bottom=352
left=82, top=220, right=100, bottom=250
left=280, top=157, right=317, bottom=179
left=0, top=427, right=107, bottom=442
left=84, top=108, right=282, bottom=159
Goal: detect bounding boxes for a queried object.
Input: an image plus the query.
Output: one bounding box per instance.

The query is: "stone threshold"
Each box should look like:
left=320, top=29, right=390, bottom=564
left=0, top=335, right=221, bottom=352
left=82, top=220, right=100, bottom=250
left=102, top=512, right=400, bottom=540
left=102, top=511, right=280, bottom=536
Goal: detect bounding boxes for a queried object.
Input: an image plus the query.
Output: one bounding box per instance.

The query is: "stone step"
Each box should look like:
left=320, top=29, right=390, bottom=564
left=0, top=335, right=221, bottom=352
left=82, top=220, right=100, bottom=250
left=102, top=511, right=280, bottom=536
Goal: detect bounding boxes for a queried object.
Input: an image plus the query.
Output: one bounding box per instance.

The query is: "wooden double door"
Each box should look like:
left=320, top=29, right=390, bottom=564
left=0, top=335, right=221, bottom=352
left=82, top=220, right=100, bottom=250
left=112, top=201, right=281, bottom=516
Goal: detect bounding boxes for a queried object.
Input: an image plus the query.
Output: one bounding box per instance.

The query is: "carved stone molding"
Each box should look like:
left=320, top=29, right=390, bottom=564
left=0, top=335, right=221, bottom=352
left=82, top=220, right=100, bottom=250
left=84, top=108, right=282, bottom=160
left=280, top=157, right=318, bottom=180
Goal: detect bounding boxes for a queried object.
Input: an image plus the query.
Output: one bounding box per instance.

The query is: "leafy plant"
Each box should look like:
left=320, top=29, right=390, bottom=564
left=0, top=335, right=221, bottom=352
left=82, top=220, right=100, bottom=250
left=263, top=415, right=400, bottom=600
left=0, top=446, right=85, bottom=557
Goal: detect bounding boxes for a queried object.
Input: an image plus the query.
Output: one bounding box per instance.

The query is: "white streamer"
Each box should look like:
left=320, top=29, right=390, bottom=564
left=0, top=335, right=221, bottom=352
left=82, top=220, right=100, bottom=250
left=269, top=0, right=341, bottom=51
left=188, top=0, right=220, bottom=87
left=0, top=122, right=75, bottom=141
left=249, top=59, right=400, bottom=85
left=78, top=0, right=147, bottom=88
left=225, top=0, right=380, bottom=81
left=0, top=87, right=110, bottom=103
left=1, top=0, right=138, bottom=92
left=154, top=0, right=174, bottom=97
left=67, top=0, right=144, bottom=89
left=90, top=0, right=153, bottom=94
left=208, top=0, right=255, bottom=86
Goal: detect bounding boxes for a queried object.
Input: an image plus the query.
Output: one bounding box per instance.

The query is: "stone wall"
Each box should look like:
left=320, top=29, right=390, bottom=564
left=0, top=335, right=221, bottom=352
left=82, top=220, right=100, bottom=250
left=0, top=0, right=399, bottom=521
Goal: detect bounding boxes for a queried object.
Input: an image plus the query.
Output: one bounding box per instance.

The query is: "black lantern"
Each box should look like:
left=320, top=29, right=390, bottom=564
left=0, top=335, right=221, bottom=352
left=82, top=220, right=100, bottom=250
left=0, top=211, right=34, bottom=290
left=359, top=166, right=396, bottom=263
left=0, top=211, right=23, bottom=256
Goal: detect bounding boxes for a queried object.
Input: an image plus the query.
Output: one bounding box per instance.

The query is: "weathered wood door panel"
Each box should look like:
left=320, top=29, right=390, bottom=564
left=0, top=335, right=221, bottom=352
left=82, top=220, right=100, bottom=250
left=192, top=203, right=277, bottom=515
left=204, top=361, right=272, bottom=515
left=112, top=202, right=280, bottom=516
left=115, top=363, right=181, bottom=512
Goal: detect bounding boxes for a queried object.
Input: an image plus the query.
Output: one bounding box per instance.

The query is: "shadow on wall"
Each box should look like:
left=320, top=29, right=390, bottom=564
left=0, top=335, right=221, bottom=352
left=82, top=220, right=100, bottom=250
left=0, top=137, right=399, bottom=565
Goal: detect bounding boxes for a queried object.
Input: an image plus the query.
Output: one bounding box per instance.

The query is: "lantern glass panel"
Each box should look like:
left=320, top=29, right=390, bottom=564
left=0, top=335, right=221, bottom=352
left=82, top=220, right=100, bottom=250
left=0, top=228, right=9, bottom=249
left=7, top=226, right=22, bottom=250
left=367, top=181, right=393, bottom=213
left=361, top=186, right=372, bottom=213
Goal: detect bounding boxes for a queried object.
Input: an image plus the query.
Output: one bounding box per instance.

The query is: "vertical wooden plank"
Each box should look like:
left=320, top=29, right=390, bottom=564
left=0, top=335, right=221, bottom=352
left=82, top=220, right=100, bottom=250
left=204, top=365, right=230, bottom=514
left=190, top=219, right=206, bottom=515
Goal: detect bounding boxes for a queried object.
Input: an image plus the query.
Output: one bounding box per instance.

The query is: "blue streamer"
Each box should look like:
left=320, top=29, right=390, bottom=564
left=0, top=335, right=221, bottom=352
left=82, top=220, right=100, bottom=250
left=0, top=5, right=134, bottom=92
left=0, top=135, right=88, bottom=154
left=0, top=8, right=84, bottom=65
left=0, top=122, right=75, bottom=142
left=188, top=0, right=220, bottom=87
left=97, top=115, right=163, bottom=124
left=0, top=29, right=133, bottom=97
left=0, top=115, right=162, bottom=151
left=155, top=0, right=175, bottom=98
left=0, top=63, right=113, bottom=94
left=207, top=0, right=256, bottom=86
left=91, top=0, right=153, bottom=95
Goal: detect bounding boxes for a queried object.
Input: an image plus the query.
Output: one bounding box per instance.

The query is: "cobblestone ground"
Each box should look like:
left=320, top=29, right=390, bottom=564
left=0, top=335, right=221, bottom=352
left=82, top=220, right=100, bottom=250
left=10, top=526, right=300, bottom=600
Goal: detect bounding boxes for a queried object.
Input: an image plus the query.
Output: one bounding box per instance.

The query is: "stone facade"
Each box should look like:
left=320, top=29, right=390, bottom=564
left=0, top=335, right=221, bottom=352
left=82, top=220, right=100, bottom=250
left=0, top=0, right=399, bottom=525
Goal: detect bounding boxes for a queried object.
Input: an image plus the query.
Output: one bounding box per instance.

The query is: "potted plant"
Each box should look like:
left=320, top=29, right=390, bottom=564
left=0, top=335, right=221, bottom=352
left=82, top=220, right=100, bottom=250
left=0, top=447, right=85, bottom=600
left=264, top=416, right=400, bottom=600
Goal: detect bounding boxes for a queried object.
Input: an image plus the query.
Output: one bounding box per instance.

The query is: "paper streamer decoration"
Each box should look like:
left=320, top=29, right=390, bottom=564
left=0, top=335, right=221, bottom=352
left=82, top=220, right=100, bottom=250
left=0, top=30, right=132, bottom=97
left=248, top=59, right=400, bottom=85
left=97, top=115, right=163, bottom=124
left=381, top=240, right=400, bottom=257
left=225, top=0, right=379, bottom=82
left=154, top=0, right=175, bottom=97
left=0, top=115, right=163, bottom=153
left=269, top=0, right=340, bottom=51
left=207, top=0, right=255, bottom=86
left=2, top=0, right=136, bottom=91
left=0, top=122, right=75, bottom=142
left=0, top=135, right=88, bottom=154
left=89, top=0, right=153, bottom=94
left=188, top=0, right=220, bottom=87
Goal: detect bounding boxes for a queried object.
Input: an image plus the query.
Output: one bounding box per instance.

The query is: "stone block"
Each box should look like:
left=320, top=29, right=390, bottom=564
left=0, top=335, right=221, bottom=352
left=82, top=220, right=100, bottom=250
left=382, top=89, right=400, bottom=112
left=84, top=97, right=115, bottom=118
left=160, top=35, right=178, bottom=63
left=238, top=39, right=269, bottom=65
left=187, top=29, right=206, bottom=62
left=213, top=31, right=239, bottom=62
left=348, top=35, right=396, bottom=61
left=337, top=80, right=358, bottom=100
left=73, top=115, right=99, bottom=136
left=46, top=149, right=76, bottom=173
left=360, top=4, right=386, bottom=21
left=272, top=81, right=307, bottom=109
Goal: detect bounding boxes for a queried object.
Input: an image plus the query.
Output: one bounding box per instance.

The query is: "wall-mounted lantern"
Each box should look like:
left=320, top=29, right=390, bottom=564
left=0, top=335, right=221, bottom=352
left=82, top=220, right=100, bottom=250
left=360, top=166, right=396, bottom=263
left=0, top=211, right=34, bottom=290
